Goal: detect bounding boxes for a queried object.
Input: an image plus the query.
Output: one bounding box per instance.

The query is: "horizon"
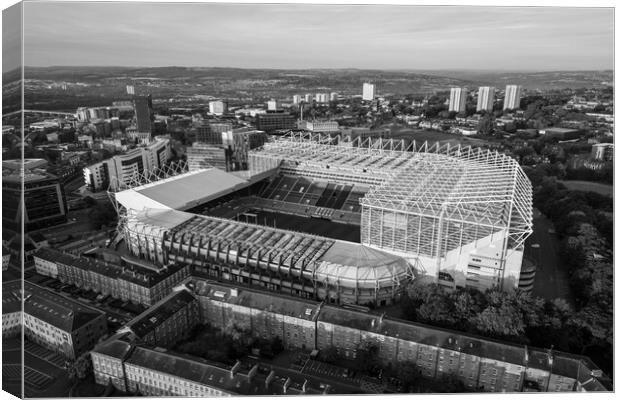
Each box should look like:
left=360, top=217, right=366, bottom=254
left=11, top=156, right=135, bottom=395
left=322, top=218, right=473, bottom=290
left=6, top=3, right=613, bottom=72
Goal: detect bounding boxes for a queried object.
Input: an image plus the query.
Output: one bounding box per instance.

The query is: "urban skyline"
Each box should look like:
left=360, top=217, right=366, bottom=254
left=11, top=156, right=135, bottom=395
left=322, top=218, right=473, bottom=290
left=9, top=3, right=613, bottom=72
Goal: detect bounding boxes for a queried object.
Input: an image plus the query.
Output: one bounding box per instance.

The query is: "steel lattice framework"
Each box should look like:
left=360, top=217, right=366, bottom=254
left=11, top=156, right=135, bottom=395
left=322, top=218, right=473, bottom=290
left=250, top=132, right=533, bottom=261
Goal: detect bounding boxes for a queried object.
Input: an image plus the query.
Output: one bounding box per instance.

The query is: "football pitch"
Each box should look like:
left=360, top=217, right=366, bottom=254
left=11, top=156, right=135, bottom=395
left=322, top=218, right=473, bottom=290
left=239, top=209, right=361, bottom=242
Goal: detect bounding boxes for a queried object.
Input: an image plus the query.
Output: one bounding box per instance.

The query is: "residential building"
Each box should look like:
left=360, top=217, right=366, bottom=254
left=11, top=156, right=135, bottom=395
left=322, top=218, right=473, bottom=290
left=195, top=122, right=233, bottom=145
left=194, top=281, right=320, bottom=351
left=591, top=143, right=613, bottom=161
left=330, top=92, right=338, bottom=101
left=267, top=100, right=282, bottom=111
left=449, top=87, right=467, bottom=113
left=83, top=138, right=170, bottom=191
left=209, top=100, right=228, bottom=116
left=504, top=85, right=522, bottom=110
left=187, top=142, right=229, bottom=171
left=292, top=95, right=302, bottom=104
left=32, top=248, right=191, bottom=307
left=362, top=83, right=375, bottom=101
left=3, top=280, right=107, bottom=359
left=133, top=95, right=154, bottom=136
left=304, top=93, right=312, bottom=103
left=477, top=87, right=495, bottom=112
left=315, top=93, right=329, bottom=103
left=119, top=287, right=199, bottom=348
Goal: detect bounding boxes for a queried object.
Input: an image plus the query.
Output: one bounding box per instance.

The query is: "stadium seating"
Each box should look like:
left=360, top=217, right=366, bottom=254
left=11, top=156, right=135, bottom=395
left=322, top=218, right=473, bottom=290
left=260, top=175, right=367, bottom=214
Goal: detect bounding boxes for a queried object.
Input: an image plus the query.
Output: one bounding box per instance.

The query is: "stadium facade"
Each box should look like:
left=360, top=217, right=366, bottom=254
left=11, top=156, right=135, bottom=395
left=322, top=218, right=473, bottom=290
left=113, top=132, right=533, bottom=305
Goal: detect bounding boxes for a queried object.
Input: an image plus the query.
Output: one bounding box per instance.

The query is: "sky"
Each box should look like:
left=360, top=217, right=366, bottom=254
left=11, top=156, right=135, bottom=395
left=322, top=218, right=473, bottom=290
left=15, top=2, right=615, bottom=71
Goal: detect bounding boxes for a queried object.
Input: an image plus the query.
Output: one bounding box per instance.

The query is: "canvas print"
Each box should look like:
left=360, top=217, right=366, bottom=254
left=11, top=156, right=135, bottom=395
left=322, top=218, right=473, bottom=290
left=1, top=1, right=614, bottom=398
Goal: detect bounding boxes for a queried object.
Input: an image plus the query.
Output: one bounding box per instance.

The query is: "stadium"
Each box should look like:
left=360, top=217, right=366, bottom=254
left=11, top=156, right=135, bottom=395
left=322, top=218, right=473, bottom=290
left=112, top=132, right=533, bottom=306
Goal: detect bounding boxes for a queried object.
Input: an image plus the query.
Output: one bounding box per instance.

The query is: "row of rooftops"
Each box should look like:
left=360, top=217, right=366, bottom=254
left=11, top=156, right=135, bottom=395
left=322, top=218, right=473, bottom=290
left=95, top=333, right=336, bottom=395
left=3, top=280, right=105, bottom=333
left=122, top=288, right=197, bottom=338
left=33, top=247, right=185, bottom=288
left=188, top=279, right=609, bottom=388
left=89, top=277, right=610, bottom=391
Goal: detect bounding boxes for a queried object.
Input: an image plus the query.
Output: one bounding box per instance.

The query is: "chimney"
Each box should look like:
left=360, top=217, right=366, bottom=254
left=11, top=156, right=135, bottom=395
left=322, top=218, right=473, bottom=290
left=283, top=377, right=291, bottom=394
left=265, top=370, right=274, bottom=389
left=230, top=360, right=241, bottom=378
left=248, top=364, right=258, bottom=382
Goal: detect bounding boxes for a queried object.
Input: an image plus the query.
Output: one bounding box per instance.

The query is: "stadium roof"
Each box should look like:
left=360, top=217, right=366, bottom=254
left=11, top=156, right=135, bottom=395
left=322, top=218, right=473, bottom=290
left=250, top=133, right=533, bottom=250
left=313, top=240, right=412, bottom=287
left=115, top=168, right=252, bottom=211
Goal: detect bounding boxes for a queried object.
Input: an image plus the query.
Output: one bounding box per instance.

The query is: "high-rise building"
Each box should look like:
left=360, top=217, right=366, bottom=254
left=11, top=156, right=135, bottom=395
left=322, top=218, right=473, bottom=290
left=362, top=83, right=375, bottom=101
left=196, top=122, right=233, bottom=145
left=292, top=95, right=302, bottom=104
left=504, top=85, right=522, bottom=110
left=267, top=99, right=282, bottom=111
left=330, top=92, right=338, bottom=101
left=133, top=95, right=154, bottom=135
left=476, top=86, right=495, bottom=112
left=186, top=143, right=229, bottom=171
left=126, top=85, right=135, bottom=95
left=449, top=87, right=468, bottom=113
left=209, top=100, right=228, bottom=116
left=83, top=139, right=170, bottom=191
left=315, top=93, right=328, bottom=103
left=304, top=93, right=312, bottom=103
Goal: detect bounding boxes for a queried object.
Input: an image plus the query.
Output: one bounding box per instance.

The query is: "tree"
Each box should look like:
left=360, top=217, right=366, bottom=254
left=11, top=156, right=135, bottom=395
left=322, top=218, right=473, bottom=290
left=477, top=115, right=494, bottom=135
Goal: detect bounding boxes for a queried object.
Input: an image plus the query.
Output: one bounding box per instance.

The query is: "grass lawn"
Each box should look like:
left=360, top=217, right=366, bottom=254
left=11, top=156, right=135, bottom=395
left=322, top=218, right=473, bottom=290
left=560, top=180, right=613, bottom=197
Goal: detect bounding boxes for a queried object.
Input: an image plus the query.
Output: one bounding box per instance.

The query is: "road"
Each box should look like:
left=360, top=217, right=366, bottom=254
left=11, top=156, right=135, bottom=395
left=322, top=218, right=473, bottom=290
left=528, top=209, right=573, bottom=305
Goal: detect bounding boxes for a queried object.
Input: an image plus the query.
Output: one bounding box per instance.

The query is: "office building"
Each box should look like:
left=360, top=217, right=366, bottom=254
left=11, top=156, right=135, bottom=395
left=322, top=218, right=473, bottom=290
left=208, top=100, right=228, bottom=116
left=292, top=95, right=302, bottom=104
left=477, top=87, right=495, bottom=112
left=133, top=95, right=154, bottom=135
left=230, top=128, right=267, bottom=170
left=255, top=113, right=296, bottom=133
left=362, top=83, right=376, bottom=101
left=186, top=142, right=229, bottom=171
left=330, top=92, right=338, bottom=101
left=300, top=120, right=340, bottom=133
left=2, top=159, right=68, bottom=231
left=449, top=87, right=468, bottom=113
left=126, top=85, right=135, bottom=95
left=83, top=138, right=170, bottom=191
left=304, top=93, right=313, bottom=103
left=195, top=122, right=233, bottom=145
left=504, top=85, right=522, bottom=110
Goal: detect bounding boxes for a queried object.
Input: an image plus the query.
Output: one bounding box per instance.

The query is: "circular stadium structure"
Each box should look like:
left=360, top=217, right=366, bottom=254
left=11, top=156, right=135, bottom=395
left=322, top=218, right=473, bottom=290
left=113, top=132, right=533, bottom=305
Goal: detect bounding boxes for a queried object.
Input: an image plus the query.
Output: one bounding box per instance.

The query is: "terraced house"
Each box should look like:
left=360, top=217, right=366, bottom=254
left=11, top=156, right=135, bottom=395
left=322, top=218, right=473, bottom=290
left=33, top=248, right=190, bottom=307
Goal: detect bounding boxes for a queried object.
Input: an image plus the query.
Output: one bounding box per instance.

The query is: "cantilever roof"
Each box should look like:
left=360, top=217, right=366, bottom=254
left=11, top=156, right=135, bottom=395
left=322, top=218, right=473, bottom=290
left=251, top=133, right=533, bottom=249
left=116, top=168, right=251, bottom=211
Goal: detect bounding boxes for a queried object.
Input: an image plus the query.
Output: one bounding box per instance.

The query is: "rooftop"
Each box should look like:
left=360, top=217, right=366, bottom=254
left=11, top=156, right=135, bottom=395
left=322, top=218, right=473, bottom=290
left=124, top=289, right=197, bottom=338
left=193, top=280, right=321, bottom=322
left=115, top=168, right=252, bottom=211
left=18, top=281, right=105, bottom=332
